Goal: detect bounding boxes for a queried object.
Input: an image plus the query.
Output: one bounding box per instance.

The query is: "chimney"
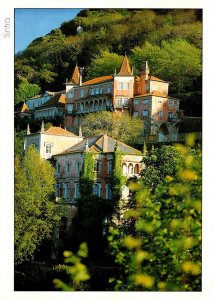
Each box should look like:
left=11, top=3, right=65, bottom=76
left=79, top=67, right=84, bottom=86
left=85, top=138, right=89, bottom=152
left=103, top=134, right=108, bottom=152
left=41, top=120, right=45, bottom=133
left=140, top=61, right=150, bottom=94
left=79, top=122, right=82, bottom=137
left=140, top=61, right=150, bottom=79
left=27, top=123, right=31, bottom=135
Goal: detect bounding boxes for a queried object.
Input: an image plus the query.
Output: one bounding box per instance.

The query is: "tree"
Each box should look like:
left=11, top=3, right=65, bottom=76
left=108, top=136, right=201, bottom=291
left=85, top=51, right=123, bottom=80
left=15, top=145, right=63, bottom=265
left=15, top=79, right=41, bottom=104
left=131, top=39, right=201, bottom=93
left=81, top=111, right=143, bottom=145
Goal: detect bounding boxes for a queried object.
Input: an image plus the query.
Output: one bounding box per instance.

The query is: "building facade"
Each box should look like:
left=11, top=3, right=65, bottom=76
left=19, top=56, right=181, bottom=142
left=53, top=134, right=143, bottom=203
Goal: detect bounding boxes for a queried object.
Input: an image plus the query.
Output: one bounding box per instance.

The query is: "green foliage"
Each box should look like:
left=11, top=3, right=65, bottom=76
left=81, top=111, right=143, bottom=145
left=108, top=135, right=201, bottom=291
left=53, top=243, right=90, bottom=291
left=131, top=39, right=201, bottom=93
left=79, top=152, right=95, bottom=196
left=140, top=145, right=184, bottom=191
left=86, top=51, right=123, bottom=79
left=14, top=145, right=63, bottom=265
left=14, top=130, right=26, bottom=157
left=15, top=79, right=41, bottom=104
left=111, top=149, right=126, bottom=201
left=15, top=9, right=202, bottom=106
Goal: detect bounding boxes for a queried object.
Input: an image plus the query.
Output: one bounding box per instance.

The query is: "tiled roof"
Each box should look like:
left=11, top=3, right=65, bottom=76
left=57, top=134, right=141, bottom=155
left=148, top=76, right=167, bottom=82
left=117, top=55, right=133, bottom=76
left=82, top=75, right=113, bottom=86
left=69, top=64, right=80, bottom=84
left=134, top=91, right=169, bottom=98
left=44, top=126, right=77, bottom=136
left=21, top=102, right=29, bottom=112
left=41, top=93, right=66, bottom=107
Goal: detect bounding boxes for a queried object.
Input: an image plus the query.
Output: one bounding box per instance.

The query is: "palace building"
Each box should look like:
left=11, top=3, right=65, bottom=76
left=19, top=55, right=182, bottom=142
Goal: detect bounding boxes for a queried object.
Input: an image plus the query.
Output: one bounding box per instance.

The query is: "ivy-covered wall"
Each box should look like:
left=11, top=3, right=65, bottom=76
left=79, top=152, right=95, bottom=196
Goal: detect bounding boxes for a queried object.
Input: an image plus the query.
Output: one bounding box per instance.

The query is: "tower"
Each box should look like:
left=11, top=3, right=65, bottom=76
left=113, top=55, right=134, bottom=110
left=65, top=64, right=80, bottom=93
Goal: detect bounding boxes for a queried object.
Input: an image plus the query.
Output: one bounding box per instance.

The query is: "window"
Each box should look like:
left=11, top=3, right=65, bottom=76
left=169, top=100, right=174, bottom=107
left=46, top=143, right=52, bottom=153
left=158, top=111, right=163, bottom=117
left=133, top=112, right=139, bottom=117
left=122, top=163, right=127, bottom=175
left=80, top=103, right=84, bottom=111
left=116, top=97, right=122, bottom=107
left=158, top=99, right=162, bottom=104
left=105, top=183, right=112, bottom=200
left=107, top=161, right=112, bottom=174
left=67, top=104, right=73, bottom=112
left=118, top=82, right=129, bottom=90
left=143, top=110, right=148, bottom=116
left=99, top=86, right=103, bottom=94
left=76, top=161, right=81, bottom=174
left=64, top=182, right=70, bottom=200
left=80, top=89, right=85, bottom=98
left=56, top=183, right=61, bottom=198
left=107, top=84, right=111, bottom=93
left=94, top=161, right=101, bottom=173
left=56, top=163, right=61, bottom=175
left=143, top=99, right=149, bottom=104
left=65, top=162, right=71, bottom=174
left=90, top=88, right=94, bottom=95
left=93, top=183, right=101, bottom=197
left=168, top=112, right=173, bottom=119
left=134, top=164, right=140, bottom=174
left=134, top=99, right=139, bottom=105
left=123, top=97, right=129, bottom=106
left=74, top=182, right=79, bottom=199
left=128, top=164, right=134, bottom=175
left=146, top=83, right=149, bottom=93
left=95, top=87, right=99, bottom=95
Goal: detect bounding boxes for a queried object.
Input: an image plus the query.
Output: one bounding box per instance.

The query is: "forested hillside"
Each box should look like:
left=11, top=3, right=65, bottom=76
left=15, top=9, right=202, bottom=116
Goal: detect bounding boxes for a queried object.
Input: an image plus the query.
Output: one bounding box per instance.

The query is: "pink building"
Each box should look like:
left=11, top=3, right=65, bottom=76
left=65, top=57, right=181, bottom=141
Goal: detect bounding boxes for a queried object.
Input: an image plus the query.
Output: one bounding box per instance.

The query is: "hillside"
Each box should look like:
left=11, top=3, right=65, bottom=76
left=15, top=9, right=202, bottom=116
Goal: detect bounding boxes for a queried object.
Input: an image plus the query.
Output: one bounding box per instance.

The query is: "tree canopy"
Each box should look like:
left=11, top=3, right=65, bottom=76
left=81, top=111, right=144, bottom=145
left=14, top=145, right=63, bottom=265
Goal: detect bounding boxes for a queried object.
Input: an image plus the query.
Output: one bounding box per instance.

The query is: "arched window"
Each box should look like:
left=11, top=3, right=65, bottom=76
left=122, top=163, right=127, bottom=175
left=134, top=164, right=140, bottom=174
left=128, top=164, right=134, bottom=175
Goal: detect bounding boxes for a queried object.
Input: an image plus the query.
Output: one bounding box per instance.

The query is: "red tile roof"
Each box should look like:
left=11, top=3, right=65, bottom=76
left=82, top=75, right=113, bottom=86
left=117, top=55, right=133, bottom=76
left=134, top=91, right=169, bottom=98
left=70, top=64, right=80, bottom=84
left=148, top=76, right=167, bottom=82
left=21, top=102, right=29, bottom=112
left=44, top=126, right=77, bottom=136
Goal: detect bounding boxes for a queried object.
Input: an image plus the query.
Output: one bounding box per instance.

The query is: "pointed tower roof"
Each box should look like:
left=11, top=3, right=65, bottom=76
left=69, top=64, right=80, bottom=84
left=21, top=102, right=29, bottom=113
left=117, top=55, right=133, bottom=76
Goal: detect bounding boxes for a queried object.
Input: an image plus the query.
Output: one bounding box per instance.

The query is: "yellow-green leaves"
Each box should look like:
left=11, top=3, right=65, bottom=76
left=134, top=274, right=155, bottom=288
left=182, top=262, right=201, bottom=275
left=54, top=243, right=90, bottom=291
